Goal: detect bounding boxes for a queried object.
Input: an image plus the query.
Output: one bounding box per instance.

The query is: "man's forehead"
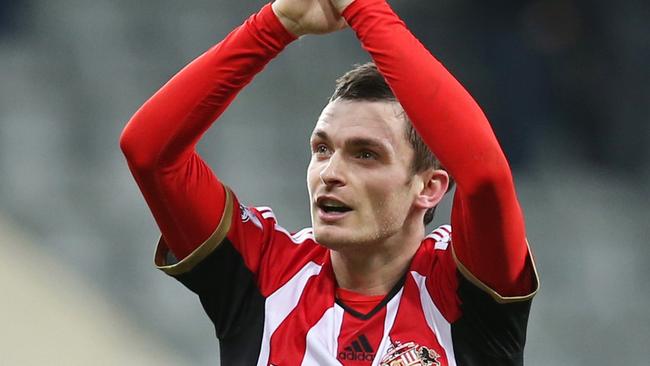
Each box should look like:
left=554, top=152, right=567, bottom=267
left=318, top=98, right=404, bottom=119
left=311, top=99, right=406, bottom=140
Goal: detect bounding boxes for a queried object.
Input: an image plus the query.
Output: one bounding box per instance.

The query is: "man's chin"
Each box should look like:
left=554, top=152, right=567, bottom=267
left=312, top=226, right=354, bottom=250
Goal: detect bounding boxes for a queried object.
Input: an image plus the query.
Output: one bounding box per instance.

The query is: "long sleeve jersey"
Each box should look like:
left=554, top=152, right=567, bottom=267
left=120, top=1, right=538, bottom=364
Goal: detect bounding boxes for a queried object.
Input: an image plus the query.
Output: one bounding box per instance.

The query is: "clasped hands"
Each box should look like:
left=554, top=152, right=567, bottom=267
left=271, top=0, right=356, bottom=37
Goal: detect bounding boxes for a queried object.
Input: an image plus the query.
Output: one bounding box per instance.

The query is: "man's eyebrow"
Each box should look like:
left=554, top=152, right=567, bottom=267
left=311, top=130, right=329, bottom=141
left=346, top=137, right=388, bottom=150
left=311, top=130, right=388, bottom=150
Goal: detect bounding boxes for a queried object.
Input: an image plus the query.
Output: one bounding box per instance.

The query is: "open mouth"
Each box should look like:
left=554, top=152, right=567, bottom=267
left=316, top=197, right=353, bottom=214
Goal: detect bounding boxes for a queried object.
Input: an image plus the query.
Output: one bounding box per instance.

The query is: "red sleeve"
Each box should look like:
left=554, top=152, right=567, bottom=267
left=119, top=4, right=296, bottom=259
left=342, top=0, right=535, bottom=297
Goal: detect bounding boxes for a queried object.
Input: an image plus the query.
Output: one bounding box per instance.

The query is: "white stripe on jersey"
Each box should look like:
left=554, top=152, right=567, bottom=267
left=426, top=225, right=452, bottom=250
left=255, top=206, right=314, bottom=245
left=410, top=271, right=456, bottom=366
left=271, top=224, right=314, bottom=245
left=301, top=305, right=345, bottom=366
left=434, top=241, right=449, bottom=250
left=257, top=261, right=323, bottom=366
left=371, top=288, right=404, bottom=366
left=438, top=225, right=452, bottom=240
left=290, top=227, right=315, bottom=244
left=426, top=224, right=451, bottom=242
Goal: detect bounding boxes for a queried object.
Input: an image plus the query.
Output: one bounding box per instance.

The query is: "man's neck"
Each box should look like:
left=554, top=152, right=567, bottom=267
left=330, top=223, right=424, bottom=296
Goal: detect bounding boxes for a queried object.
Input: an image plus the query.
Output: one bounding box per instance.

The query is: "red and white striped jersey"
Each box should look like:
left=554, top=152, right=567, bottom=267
left=155, top=189, right=538, bottom=365
left=120, top=0, right=540, bottom=364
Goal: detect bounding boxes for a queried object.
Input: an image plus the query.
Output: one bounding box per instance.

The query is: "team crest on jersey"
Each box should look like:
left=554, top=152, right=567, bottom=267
left=379, top=341, right=441, bottom=366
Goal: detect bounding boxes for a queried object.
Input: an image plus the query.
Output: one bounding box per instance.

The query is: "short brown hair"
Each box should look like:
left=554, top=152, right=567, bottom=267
left=329, top=62, right=455, bottom=226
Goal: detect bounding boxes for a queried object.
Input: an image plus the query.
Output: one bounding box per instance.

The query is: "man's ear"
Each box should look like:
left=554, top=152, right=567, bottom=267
left=413, top=169, right=449, bottom=210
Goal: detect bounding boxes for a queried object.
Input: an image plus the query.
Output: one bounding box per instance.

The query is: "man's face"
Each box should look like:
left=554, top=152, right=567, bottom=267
left=307, top=99, right=421, bottom=250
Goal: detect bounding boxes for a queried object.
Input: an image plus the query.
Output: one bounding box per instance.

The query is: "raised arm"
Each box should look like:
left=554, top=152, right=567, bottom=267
left=119, top=1, right=348, bottom=260
left=119, top=5, right=297, bottom=259
left=336, top=0, right=535, bottom=297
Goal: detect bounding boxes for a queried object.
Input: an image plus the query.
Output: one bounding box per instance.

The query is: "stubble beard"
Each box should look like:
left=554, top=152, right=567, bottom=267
left=313, top=204, right=407, bottom=254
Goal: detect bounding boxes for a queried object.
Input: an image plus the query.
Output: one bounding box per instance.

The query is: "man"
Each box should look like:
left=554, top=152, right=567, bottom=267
left=120, top=0, right=539, bottom=364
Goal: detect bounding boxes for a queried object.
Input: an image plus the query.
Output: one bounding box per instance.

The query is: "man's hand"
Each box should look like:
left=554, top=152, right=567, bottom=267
left=272, top=0, right=347, bottom=37
left=329, top=0, right=355, bottom=14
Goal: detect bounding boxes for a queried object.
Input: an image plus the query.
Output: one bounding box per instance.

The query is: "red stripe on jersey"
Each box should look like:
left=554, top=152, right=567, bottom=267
left=227, top=199, right=327, bottom=297
left=268, top=261, right=338, bottom=365
left=388, top=274, right=449, bottom=366
left=256, top=238, right=326, bottom=297
left=336, top=308, right=386, bottom=364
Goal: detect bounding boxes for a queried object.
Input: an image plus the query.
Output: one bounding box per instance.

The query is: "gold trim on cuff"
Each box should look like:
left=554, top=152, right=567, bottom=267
left=452, top=239, right=540, bottom=304
left=154, top=187, right=234, bottom=276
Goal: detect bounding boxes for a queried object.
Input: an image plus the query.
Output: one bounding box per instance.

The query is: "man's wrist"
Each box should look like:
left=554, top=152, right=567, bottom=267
left=271, top=2, right=303, bottom=37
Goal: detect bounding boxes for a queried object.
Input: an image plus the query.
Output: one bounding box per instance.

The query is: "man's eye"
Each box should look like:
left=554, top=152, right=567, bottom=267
left=315, top=144, right=329, bottom=154
left=357, top=151, right=376, bottom=160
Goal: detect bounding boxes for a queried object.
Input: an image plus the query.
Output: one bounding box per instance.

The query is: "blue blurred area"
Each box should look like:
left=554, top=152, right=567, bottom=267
left=0, top=1, right=27, bottom=35
left=401, top=0, right=650, bottom=173
left=0, top=0, right=648, bottom=364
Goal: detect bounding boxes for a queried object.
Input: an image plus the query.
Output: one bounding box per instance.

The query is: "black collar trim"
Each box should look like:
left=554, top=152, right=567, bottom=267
left=335, top=274, right=406, bottom=320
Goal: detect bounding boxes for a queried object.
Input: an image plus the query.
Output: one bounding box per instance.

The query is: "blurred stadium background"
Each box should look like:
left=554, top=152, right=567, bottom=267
left=0, top=0, right=648, bottom=364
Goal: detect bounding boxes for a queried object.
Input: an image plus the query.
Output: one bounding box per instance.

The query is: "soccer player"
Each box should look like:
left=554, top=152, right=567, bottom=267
left=120, top=0, right=539, bottom=364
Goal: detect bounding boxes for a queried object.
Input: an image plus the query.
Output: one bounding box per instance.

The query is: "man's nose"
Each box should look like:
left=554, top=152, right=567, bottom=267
left=319, top=153, right=345, bottom=187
